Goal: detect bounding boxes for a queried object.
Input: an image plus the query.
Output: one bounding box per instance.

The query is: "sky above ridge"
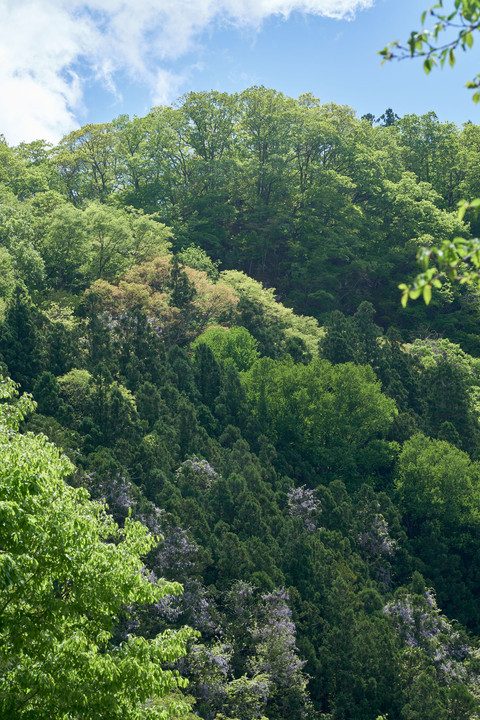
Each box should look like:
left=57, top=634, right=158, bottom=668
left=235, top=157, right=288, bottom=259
left=2, top=0, right=480, bottom=145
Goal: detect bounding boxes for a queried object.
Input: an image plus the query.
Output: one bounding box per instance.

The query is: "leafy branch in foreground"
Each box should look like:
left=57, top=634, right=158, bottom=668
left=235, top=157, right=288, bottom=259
left=399, top=200, right=480, bottom=305
left=379, top=0, right=480, bottom=101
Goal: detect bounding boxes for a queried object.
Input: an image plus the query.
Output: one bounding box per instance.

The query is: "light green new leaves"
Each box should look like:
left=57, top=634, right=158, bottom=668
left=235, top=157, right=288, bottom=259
left=395, top=432, right=480, bottom=529
left=242, top=357, right=396, bottom=470
left=221, top=270, right=324, bottom=355
left=0, top=377, right=194, bottom=720
left=192, top=325, right=260, bottom=372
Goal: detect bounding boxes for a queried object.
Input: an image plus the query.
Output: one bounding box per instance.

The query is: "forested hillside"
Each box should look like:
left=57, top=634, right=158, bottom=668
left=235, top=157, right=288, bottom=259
left=3, top=88, right=480, bottom=719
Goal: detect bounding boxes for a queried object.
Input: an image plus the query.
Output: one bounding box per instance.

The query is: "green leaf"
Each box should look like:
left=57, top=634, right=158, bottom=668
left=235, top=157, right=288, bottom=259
left=423, top=284, right=432, bottom=304
left=449, top=48, right=456, bottom=67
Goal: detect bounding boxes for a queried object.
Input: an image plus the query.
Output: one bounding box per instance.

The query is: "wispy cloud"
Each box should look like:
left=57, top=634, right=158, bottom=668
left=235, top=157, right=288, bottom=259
left=0, top=0, right=374, bottom=144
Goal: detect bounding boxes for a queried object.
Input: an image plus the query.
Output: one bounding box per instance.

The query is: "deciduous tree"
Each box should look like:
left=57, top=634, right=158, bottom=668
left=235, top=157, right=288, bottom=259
left=0, top=376, right=193, bottom=719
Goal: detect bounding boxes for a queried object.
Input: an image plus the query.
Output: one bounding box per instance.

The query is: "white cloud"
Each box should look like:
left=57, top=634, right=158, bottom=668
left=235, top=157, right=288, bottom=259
left=0, top=0, right=374, bottom=144
left=152, top=67, right=191, bottom=107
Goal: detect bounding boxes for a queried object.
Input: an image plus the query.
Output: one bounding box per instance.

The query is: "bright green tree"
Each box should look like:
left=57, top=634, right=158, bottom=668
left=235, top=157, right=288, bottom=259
left=243, top=356, right=397, bottom=482
left=193, top=325, right=259, bottom=372
left=0, top=376, right=194, bottom=719
left=395, top=433, right=480, bottom=626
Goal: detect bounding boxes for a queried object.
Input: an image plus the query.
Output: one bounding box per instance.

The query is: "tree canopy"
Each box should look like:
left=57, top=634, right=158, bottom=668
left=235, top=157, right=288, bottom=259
left=3, top=79, right=480, bottom=719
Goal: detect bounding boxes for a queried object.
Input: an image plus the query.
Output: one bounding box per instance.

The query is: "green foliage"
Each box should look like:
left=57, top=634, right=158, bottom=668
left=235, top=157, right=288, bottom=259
left=58, top=368, right=93, bottom=414
left=408, top=336, right=480, bottom=375
left=0, top=284, right=42, bottom=390
left=0, top=376, right=194, bottom=719
left=5, top=88, right=479, bottom=336
left=398, top=217, right=480, bottom=307
left=395, top=433, right=480, bottom=531
left=28, top=195, right=172, bottom=291
left=221, top=271, right=323, bottom=356
left=395, top=433, right=480, bottom=627
left=4, top=86, right=480, bottom=720
left=381, top=3, right=480, bottom=304
left=178, top=245, right=221, bottom=281
left=243, top=356, right=397, bottom=482
left=193, top=325, right=260, bottom=372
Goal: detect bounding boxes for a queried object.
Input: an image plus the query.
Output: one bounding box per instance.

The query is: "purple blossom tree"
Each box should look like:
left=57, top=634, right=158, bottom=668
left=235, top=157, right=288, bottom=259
left=249, top=588, right=306, bottom=686
left=147, top=517, right=218, bottom=634
left=384, top=586, right=473, bottom=684
left=175, top=456, right=219, bottom=490
left=181, top=643, right=272, bottom=720
left=287, top=485, right=322, bottom=532
left=357, top=513, right=397, bottom=559
left=357, top=504, right=398, bottom=589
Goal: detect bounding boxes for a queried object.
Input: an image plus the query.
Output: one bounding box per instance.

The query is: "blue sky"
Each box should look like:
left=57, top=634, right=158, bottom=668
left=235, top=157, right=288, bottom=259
left=2, top=0, right=480, bottom=145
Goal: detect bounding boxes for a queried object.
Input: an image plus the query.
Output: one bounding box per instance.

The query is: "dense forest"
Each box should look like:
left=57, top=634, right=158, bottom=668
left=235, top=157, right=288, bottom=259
left=4, top=87, right=480, bottom=719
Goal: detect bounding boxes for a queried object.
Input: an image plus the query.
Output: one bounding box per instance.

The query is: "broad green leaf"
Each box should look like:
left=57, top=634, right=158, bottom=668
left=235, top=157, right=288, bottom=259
left=423, top=283, right=432, bottom=304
